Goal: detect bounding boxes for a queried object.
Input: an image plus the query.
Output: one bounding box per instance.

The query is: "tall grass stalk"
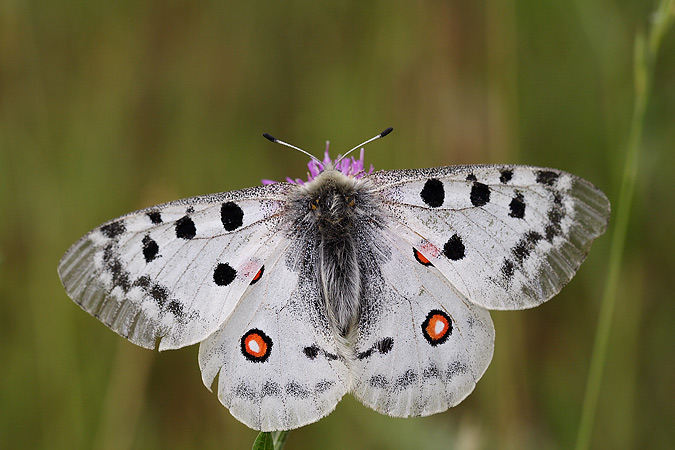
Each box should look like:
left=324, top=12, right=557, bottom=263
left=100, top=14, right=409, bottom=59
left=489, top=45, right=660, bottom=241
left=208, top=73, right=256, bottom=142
left=575, top=1, right=674, bottom=449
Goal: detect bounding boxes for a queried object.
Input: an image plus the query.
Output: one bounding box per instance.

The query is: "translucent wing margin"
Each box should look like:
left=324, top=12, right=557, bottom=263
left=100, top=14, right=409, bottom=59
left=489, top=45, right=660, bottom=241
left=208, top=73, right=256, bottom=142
left=367, top=165, right=610, bottom=310
left=58, top=183, right=294, bottom=350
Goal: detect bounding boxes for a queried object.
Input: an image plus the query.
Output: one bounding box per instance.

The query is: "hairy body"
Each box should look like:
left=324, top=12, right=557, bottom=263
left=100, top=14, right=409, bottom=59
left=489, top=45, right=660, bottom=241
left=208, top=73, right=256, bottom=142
left=288, top=169, right=381, bottom=340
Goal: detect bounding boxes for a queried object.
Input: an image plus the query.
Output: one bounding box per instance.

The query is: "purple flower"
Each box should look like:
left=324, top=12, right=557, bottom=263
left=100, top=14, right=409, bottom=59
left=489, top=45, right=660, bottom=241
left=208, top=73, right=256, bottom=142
left=262, top=145, right=374, bottom=185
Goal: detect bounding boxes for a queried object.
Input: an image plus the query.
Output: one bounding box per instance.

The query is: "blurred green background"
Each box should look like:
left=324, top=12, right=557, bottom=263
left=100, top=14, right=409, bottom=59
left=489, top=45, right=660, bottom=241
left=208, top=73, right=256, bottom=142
left=1, top=1, right=673, bottom=449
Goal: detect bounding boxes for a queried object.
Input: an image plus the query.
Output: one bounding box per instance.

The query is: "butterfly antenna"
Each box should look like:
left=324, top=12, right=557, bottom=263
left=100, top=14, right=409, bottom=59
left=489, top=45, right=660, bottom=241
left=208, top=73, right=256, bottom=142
left=335, top=127, right=393, bottom=165
left=262, top=133, right=323, bottom=167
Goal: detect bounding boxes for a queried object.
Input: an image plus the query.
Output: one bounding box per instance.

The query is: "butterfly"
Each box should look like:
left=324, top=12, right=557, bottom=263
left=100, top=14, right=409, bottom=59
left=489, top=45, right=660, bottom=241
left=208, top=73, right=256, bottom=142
left=58, top=128, right=610, bottom=431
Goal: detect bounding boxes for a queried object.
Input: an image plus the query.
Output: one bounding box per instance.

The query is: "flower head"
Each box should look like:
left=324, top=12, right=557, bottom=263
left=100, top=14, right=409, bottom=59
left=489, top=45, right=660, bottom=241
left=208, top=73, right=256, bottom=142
left=262, top=144, right=374, bottom=185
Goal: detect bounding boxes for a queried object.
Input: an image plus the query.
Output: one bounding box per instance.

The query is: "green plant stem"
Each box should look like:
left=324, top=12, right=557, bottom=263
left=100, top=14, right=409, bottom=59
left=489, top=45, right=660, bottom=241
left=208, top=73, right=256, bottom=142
left=575, top=1, right=674, bottom=449
left=252, top=431, right=289, bottom=450
left=272, top=431, right=289, bottom=449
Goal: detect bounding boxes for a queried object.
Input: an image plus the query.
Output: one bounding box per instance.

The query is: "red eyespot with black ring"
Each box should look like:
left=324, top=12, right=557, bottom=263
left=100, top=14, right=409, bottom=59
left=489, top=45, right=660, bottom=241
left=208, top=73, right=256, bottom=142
left=421, top=310, right=452, bottom=346
left=241, top=329, right=273, bottom=362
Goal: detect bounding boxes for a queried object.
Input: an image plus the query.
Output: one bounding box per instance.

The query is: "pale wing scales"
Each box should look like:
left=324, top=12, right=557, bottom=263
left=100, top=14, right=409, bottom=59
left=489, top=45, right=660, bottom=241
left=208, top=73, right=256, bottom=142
left=58, top=183, right=293, bottom=350
left=199, top=240, right=349, bottom=431
left=351, top=230, right=494, bottom=417
left=368, top=165, right=610, bottom=309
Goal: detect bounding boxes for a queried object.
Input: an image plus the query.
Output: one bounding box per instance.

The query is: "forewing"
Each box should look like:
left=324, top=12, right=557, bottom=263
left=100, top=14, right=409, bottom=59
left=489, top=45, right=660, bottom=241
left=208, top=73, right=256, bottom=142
left=351, top=230, right=494, bottom=417
left=368, top=165, right=610, bottom=309
left=58, top=183, right=293, bottom=350
left=198, top=239, right=349, bottom=431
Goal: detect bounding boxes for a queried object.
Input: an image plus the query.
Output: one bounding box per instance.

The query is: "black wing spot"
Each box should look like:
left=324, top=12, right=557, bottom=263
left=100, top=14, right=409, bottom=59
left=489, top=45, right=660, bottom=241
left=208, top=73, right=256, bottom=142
left=512, top=231, right=542, bottom=263
left=545, top=223, right=562, bottom=241
left=102, top=243, right=115, bottom=262
left=470, top=182, right=490, bottom=207
left=315, top=380, right=334, bottom=393
left=147, top=211, right=162, bottom=224
left=142, top=235, right=160, bottom=262
left=376, top=337, right=393, bottom=354
left=548, top=205, right=564, bottom=226
left=167, top=300, right=183, bottom=317
left=394, top=369, right=418, bottom=390
left=221, top=202, right=244, bottom=231
left=134, top=275, right=151, bottom=288
left=501, top=259, right=515, bottom=279
left=422, top=364, right=440, bottom=380
left=107, top=259, right=131, bottom=292
left=213, top=263, right=237, bottom=286
left=369, top=375, right=388, bottom=389
left=261, top=381, right=282, bottom=397
left=303, top=345, right=320, bottom=360
left=500, top=169, right=513, bottom=184
left=101, top=220, right=126, bottom=239
left=544, top=196, right=566, bottom=241
left=443, top=234, right=465, bottom=261
left=234, top=383, right=256, bottom=401
left=420, top=178, right=445, bottom=208
left=357, top=337, right=394, bottom=360
left=357, top=348, right=374, bottom=360
left=134, top=277, right=182, bottom=316
left=149, top=284, right=169, bottom=307
left=285, top=382, right=310, bottom=399
left=446, top=361, right=469, bottom=379
left=175, top=216, right=196, bottom=239
left=509, top=192, right=526, bottom=219
left=536, top=170, right=559, bottom=186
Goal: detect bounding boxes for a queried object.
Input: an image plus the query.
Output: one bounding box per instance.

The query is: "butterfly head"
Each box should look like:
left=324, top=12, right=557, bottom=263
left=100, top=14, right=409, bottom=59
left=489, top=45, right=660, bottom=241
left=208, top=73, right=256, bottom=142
left=303, top=169, right=364, bottom=231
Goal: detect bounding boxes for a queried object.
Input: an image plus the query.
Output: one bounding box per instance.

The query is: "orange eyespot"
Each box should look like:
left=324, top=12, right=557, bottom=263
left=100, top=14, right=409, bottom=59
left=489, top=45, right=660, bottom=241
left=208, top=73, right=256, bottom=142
left=426, top=315, right=449, bottom=339
left=250, top=265, right=264, bottom=285
left=413, top=248, right=433, bottom=266
left=244, top=334, right=267, bottom=357
left=422, top=310, right=452, bottom=346
left=241, top=329, right=272, bottom=362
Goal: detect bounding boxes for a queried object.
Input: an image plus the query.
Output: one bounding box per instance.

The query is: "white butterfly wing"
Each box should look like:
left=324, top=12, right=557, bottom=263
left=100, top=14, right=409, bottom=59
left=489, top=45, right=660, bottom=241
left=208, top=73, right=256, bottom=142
left=58, top=183, right=293, bottom=350
left=368, top=165, right=610, bottom=310
left=198, top=239, right=350, bottom=431
left=350, top=230, right=494, bottom=417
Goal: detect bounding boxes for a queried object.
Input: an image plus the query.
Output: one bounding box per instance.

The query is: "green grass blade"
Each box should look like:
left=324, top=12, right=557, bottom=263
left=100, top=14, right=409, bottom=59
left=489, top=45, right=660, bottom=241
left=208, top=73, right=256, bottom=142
left=252, top=432, right=273, bottom=450
left=575, top=1, right=674, bottom=449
